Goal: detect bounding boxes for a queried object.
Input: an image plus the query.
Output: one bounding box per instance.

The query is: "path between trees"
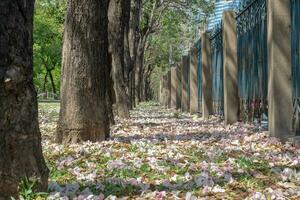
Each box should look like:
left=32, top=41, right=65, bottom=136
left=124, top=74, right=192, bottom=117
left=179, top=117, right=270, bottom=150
left=39, top=102, right=300, bottom=200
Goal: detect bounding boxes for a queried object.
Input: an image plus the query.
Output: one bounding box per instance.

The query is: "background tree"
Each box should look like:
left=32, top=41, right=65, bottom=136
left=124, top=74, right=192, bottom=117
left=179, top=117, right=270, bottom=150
left=0, top=0, right=49, bottom=197
left=33, top=0, right=66, bottom=98
left=57, top=0, right=110, bottom=143
left=129, top=0, right=142, bottom=107
left=124, top=0, right=133, bottom=108
left=108, top=0, right=130, bottom=118
left=136, top=0, right=214, bottom=101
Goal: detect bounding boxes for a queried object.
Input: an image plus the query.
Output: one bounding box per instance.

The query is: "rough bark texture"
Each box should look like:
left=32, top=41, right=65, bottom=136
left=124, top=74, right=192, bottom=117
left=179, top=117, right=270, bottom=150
left=108, top=0, right=130, bottom=119
left=124, top=0, right=132, bottom=100
left=0, top=0, right=49, bottom=197
left=131, top=69, right=136, bottom=107
left=106, top=52, right=115, bottom=133
left=129, top=0, right=142, bottom=107
left=57, top=0, right=110, bottom=143
left=144, top=64, right=155, bottom=101
left=135, top=40, right=145, bottom=103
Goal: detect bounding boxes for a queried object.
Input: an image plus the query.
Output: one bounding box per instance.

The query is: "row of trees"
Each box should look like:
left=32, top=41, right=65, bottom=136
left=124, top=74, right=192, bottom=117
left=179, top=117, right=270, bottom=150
left=0, top=0, right=213, bottom=198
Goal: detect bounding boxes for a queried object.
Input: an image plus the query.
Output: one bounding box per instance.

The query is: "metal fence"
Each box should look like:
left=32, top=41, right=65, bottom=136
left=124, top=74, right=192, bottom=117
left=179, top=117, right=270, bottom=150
left=210, top=23, right=224, bottom=116
left=236, top=0, right=268, bottom=124
left=292, top=0, right=300, bottom=134
left=196, top=39, right=203, bottom=112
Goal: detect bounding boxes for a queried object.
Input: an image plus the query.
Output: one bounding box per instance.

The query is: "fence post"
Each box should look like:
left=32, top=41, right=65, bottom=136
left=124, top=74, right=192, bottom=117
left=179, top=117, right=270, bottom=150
left=223, top=11, right=239, bottom=125
left=181, top=55, right=190, bottom=112
left=159, top=77, right=163, bottom=104
left=201, top=32, right=213, bottom=118
left=167, top=70, right=171, bottom=108
left=190, top=47, right=198, bottom=114
left=267, top=0, right=293, bottom=140
left=162, top=75, right=165, bottom=106
left=171, top=67, right=177, bottom=109
left=176, top=63, right=182, bottom=110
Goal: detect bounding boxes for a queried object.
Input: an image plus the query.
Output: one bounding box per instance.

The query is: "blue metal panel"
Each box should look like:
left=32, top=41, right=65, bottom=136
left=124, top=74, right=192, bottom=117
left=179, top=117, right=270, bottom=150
left=236, top=0, right=268, bottom=124
left=291, top=0, right=300, bottom=134
left=210, top=23, right=224, bottom=116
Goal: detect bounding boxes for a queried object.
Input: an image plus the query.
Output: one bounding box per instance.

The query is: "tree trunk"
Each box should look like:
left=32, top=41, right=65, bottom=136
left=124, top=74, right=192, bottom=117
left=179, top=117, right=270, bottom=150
left=43, top=71, right=49, bottom=98
left=57, top=0, right=110, bottom=143
left=106, top=52, right=115, bottom=132
left=0, top=0, right=49, bottom=197
left=129, top=0, right=142, bottom=107
left=131, top=70, right=136, bottom=107
left=135, top=39, right=145, bottom=103
left=108, top=0, right=130, bottom=119
left=124, top=0, right=132, bottom=108
left=48, top=70, right=57, bottom=95
left=140, top=65, right=145, bottom=101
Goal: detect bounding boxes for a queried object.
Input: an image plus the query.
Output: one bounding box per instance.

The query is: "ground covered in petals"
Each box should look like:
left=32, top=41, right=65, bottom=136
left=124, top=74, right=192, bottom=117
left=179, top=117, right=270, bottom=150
left=38, top=102, right=300, bottom=200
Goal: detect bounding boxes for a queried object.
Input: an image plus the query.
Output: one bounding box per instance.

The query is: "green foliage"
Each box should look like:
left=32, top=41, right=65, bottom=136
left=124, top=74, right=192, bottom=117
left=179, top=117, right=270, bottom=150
left=237, top=156, right=254, bottom=169
left=17, top=177, right=47, bottom=200
left=103, top=182, right=139, bottom=197
left=33, top=0, right=66, bottom=95
left=140, top=163, right=151, bottom=172
left=236, top=174, right=267, bottom=191
left=143, top=0, right=214, bottom=99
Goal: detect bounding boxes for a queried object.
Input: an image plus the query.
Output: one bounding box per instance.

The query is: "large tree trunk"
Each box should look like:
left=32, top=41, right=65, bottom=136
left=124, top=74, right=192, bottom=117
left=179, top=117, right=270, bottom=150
left=131, top=69, right=136, bottom=107
left=143, top=64, right=154, bottom=101
left=135, top=39, right=145, bottom=103
left=108, top=0, right=130, bottom=119
left=124, top=0, right=132, bottom=95
left=140, top=64, right=145, bottom=101
left=57, top=0, right=110, bottom=143
left=129, top=0, right=142, bottom=107
left=106, top=52, right=115, bottom=133
left=0, top=0, right=49, bottom=198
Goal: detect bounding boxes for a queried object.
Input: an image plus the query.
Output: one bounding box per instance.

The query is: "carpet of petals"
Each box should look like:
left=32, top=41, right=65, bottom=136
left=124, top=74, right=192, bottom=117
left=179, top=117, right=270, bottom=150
left=38, top=102, right=300, bottom=200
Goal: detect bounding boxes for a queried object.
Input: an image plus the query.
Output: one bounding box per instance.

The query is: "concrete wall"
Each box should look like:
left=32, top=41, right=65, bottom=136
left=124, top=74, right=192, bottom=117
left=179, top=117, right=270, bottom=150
left=176, top=63, right=182, bottom=110
left=171, top=67, right=177, bottom=109
left=267, top=0, right=293, bottom=141
left=181, top=55, right=190, bottom=112
left=223, top=11, right=239, bottom=125
left=201, top=32, right=213, bottom=118
left=190, top=47, right=198, bottom=114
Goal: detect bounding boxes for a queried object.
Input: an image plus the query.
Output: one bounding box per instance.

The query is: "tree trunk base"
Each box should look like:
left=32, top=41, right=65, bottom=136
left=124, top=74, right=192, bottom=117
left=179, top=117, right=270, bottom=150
left=57, top=127, right=107, bottom=144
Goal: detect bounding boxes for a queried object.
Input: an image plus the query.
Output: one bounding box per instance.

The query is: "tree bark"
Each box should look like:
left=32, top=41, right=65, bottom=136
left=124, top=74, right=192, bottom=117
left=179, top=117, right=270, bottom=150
left=135, top=39, right=146, bottom=103
left=124, top=0, right=131, bottom=84
left=131, top=69, right=136, bottom=107
left=129, top=0, right=142, bottom=107
left=106, top=52, right=115, bottom=132
left=48, top=69, right=57, bottom=95
left=108, top=0, right=130, bottom=118
left=144, top=64, right=154, bottom=101
left=43, top=67, right=57, bottom=98
left=43, top=70, right=49, bottom=98
left=57, top=0, right=110, bottom=143
left=0, top=0, right=49, bottom=197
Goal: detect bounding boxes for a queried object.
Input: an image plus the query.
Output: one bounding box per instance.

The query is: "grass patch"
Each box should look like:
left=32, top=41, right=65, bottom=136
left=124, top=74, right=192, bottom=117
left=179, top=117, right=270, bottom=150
left=102, top=182, right=140, bottom=197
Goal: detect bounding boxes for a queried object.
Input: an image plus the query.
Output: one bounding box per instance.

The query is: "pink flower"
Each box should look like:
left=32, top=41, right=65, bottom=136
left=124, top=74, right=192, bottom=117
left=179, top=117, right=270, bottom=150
left=155, top=191, right=166, bottom=199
